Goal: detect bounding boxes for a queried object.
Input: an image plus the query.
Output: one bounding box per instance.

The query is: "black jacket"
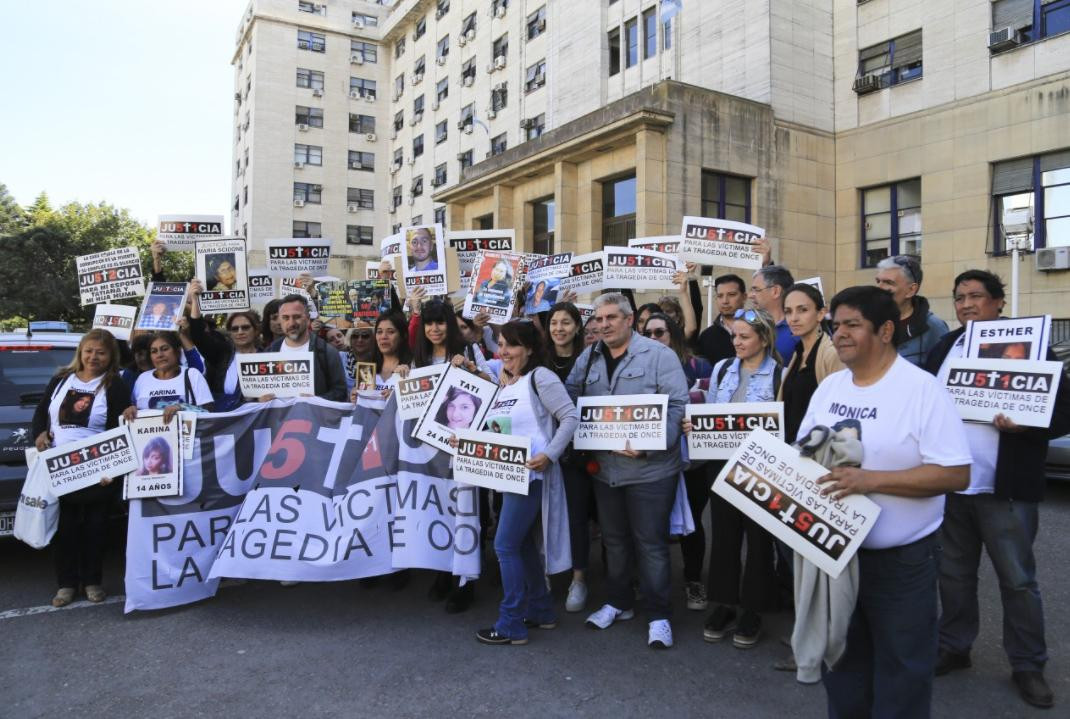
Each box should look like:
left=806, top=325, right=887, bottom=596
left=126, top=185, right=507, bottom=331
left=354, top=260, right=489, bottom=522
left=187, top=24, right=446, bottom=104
left=189, top=316, right=234, bottom=395
left=267, top=333, right=348, bottom=402
left=924, top=326, right=1070, bottom=502
left=697, top=317, right=736, bottom=366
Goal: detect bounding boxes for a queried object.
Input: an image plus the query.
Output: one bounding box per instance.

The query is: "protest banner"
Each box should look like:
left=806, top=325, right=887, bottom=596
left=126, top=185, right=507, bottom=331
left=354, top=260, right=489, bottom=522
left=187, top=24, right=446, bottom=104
left=136, top=282, right=189, bottom=331
left=712, top=428, right=882, bottom=578
left=265, top=237, right=331, bottom=277
left=77, top=247, right=145, bottom=306
left=247, top=270, right=275, bottom=307
left=236, top=352, right=315, bottom=399
left=679, top=216, right=764, bottom=270
left=315, top=280, right=390, bottom=325
left=396, top=365, right=447, bottom=421
left=603, top=247, right=682, bottom=290
left=686, top=402, right=784, bottom=460
left=157, top=214, right=224, bottom=252
left=179, top=412, right=196, bottom=460
left=123, top=411, right=182, bottom=500
left=366, top=260, right=389, bottom=280
left=379, top=232, right=403, bottom=263
left=964, top=315, right=1051, bottom=361
left=195, top=237, right=249, bottom=313
left=798, top=276, right=825, bottom=301
left=41, top=425, right=139, bottom=498
left=453, top=429, right=531, bottom=495
left=574, top=394, right=668, bottom=451
left=524, top=252, right=573, bottom=284
left=629, top=235, right=681, bottom=254
left=463, top=250, right=522, bottom=322
left=942, top=358, right=1063, bottom=428
left=401, top=224, right=448, bottom=296
left=559, top=252, right=605, bottom=296
left=92, top=303, right=137, bottom=341
left=447, top=230, right=516, bottom=290
left=575, top=303, right=595, bottom=323
left=412, top=364, right=499, bottom=454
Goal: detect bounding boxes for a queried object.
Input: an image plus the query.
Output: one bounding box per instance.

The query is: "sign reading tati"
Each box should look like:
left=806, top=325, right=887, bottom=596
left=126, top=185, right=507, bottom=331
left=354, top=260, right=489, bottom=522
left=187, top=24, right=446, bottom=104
left=679, top=216, right=764, bottom=270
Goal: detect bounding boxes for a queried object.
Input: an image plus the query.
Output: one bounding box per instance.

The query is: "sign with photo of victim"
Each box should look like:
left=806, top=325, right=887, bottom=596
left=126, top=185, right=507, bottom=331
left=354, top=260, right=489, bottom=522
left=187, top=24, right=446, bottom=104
left=679, top=216, right=764, bottom=270
left=629, top=235, right=681, bottom=254
left=122, top=411, right=182, bottom=500
left=41, top=425, right=139, bottom=497
left=157, top=214, right=224, bottom=252
left=136, top=282, right=189, bottom=331
left=77, top=247, right=145, bottom=306
left=265, top=237, right=331, bottom=276
left=573, top=394, right=668, bottom=451
left=396, top=365, right=447, bottom=421
left=558, top=252, right=605, bottom=296
left=453, top=428, right=531, bottom=495
left=448, top=230, right=516, bottom=278
left=401, top=224, right=448, bottom=297
left=236, top=352, right=315, bottom=398
left=412, top=364, right=499, bottom=455
left=942, top=358, right=1063, bottom=428
left=463, top=250, right=522, bottom=323
left=602, top=247, right=682, bottom=290
left=92, top=303, right=137, bottom=341
left=196, top=237, right=250, bottom=313
left=686, top=402, right=784, bottom=460
left=247, top=270, right=275, bottom=307
left=963, top=315, right=1051, bottom=361
left=712, top=428, right=882, bottom=579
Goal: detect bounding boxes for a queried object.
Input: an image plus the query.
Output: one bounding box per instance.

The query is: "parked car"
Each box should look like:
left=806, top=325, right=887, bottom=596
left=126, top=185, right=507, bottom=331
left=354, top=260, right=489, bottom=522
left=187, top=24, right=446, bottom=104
left=1045, top=338, right=1070, bottom=483
left=0, top=332, right=82, bottom=537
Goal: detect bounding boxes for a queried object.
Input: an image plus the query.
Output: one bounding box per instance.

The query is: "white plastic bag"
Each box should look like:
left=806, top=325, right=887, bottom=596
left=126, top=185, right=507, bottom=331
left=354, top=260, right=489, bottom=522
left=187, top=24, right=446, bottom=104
left=14, top=456, right=59, bottom=549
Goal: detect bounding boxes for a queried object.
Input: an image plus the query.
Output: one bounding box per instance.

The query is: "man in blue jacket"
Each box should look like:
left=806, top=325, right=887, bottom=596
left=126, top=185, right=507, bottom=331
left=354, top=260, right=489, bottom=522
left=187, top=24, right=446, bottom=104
left=925, top=269, right=1070, bottom=710
left=875, top=255, right=947, bottom=366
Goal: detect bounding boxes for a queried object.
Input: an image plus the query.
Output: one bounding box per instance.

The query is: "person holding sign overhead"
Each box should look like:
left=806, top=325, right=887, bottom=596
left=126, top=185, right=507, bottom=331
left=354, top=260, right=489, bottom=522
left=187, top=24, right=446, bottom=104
left=32, top=329, right=133, bottom=607
left=924, top=270, right=1070, bottom=709
left=565, top=293, right=688, bottom=649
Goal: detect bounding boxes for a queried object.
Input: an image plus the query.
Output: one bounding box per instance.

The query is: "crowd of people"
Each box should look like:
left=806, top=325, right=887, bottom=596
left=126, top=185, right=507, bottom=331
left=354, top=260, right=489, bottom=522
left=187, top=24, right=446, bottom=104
left=28, top=238, right=1070, bottom=715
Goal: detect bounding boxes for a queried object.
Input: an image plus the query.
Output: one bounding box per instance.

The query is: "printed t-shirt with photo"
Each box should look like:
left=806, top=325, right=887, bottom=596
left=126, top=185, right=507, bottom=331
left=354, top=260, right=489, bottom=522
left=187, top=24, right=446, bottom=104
left=482, top=370, right=548, bottom=481
left=49, top=374, right=107, bottom=446
left=133, top=368, right=213, bottom=410
left=798, top=356, right=971, bottom=549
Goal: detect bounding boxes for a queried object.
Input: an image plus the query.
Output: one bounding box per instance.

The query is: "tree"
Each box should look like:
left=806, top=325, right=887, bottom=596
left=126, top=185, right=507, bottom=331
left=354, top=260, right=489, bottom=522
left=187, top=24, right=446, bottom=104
left=0, top=183, right=25, bottom=235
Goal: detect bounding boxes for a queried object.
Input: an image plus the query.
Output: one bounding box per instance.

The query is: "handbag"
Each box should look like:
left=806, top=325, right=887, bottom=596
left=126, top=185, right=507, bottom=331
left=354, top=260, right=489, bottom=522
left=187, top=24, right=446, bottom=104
left=14, top=456, right=60, bottom=550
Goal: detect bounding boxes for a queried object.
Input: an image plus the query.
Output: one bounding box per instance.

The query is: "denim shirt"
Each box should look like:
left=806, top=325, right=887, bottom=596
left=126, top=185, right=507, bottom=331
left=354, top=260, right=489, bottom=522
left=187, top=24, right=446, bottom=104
left=708, top=354, right=779, bottom=404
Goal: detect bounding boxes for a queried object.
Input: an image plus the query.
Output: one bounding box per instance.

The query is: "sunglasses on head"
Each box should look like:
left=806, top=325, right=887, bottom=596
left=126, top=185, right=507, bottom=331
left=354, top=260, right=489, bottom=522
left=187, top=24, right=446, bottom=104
left=734, top=308, right=762, bottom=324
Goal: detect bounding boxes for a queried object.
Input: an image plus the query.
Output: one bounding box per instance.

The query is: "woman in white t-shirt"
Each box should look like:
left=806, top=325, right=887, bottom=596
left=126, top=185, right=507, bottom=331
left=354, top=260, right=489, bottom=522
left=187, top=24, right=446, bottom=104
left=355, top=311, right=412, bottom=411
left=124, top=332, right=215, bottom=425
left=31, top=329, right=133, bottom=608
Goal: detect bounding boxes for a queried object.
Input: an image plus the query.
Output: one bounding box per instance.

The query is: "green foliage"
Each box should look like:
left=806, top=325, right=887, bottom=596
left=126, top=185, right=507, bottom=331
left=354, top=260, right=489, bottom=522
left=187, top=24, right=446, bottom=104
left=0, top=183, right=25, bottom=234
left=0, top=187, right=193, bottom=328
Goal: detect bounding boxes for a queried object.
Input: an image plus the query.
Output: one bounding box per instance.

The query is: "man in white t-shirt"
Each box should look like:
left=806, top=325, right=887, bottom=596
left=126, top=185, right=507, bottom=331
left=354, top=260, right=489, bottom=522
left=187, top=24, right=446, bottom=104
left=264, top=294, right=348, bottom=402
left=797, top=285, right=970, bottom=719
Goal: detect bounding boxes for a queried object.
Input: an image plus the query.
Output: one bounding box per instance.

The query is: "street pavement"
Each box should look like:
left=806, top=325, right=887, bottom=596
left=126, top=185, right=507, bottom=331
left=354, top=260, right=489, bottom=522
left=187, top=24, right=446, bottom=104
left=3, top=482, right=1069, bottom=718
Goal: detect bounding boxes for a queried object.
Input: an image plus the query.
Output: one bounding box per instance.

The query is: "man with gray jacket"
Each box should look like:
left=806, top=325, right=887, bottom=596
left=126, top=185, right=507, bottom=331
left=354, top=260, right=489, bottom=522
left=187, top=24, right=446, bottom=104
left=566, top=293, right=689, bottom=649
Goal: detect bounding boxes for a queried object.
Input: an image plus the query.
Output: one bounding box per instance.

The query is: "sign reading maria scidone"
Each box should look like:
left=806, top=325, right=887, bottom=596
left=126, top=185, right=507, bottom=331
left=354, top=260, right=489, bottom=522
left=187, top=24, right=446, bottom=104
left=77, top=247, right=145, bottom=306
left=686, top=402, right=784, bottom=460
left=453, top=429, right=531, bottom=495
left=942, top=358, right=1063, bottom=428
left=712, top=428, right=881, bottom=579
left=265, top=237, right=331, bottom=276
left=195, top=237, right=250, bottom=313
left=236, top=352, right=315, bottom=399
left=573, top=395, right=668, bottom=451
left=41, top=426, right=139, bottom=497
left=158, top=214, right=224, bottom=252
left=679, top=216, right=765, bottom=270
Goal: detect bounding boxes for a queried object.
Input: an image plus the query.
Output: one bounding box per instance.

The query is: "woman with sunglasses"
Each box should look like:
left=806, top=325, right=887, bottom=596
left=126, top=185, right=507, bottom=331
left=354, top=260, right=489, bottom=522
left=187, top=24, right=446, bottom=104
left=683, top=307, right=782, bottom=649
left=780, top=283, right=842, bottom=444
left=212, top=311, right=262, bottom=412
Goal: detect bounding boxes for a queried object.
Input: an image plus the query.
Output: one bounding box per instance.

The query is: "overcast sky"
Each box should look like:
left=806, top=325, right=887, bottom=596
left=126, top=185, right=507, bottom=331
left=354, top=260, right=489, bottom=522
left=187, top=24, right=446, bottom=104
left=1, top=1, right=240, bottom=229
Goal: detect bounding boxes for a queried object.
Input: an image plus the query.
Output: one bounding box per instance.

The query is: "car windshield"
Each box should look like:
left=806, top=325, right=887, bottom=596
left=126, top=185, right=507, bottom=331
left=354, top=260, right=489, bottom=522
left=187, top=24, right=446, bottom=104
left=0, top=346, right=76, bottom=405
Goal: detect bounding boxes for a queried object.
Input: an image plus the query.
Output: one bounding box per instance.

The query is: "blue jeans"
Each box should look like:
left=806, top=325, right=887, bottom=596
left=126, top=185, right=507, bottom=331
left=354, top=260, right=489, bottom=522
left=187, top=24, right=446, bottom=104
left=938, top=492, right=1047, bottom=672
left=824, top=532, right=941, bottom=719
left=592, top=474, right=677, bottom=621
left=493, top=480, right=554, bottom=639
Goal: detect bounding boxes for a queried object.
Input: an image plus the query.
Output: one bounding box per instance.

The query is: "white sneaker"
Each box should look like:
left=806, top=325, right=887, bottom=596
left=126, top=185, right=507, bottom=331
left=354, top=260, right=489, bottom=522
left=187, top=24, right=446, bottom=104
left=648, top=619, right=673, bottom=649
left=565, top=580, right=588, bottom=613
left=585, top=603, right=635, bottom=629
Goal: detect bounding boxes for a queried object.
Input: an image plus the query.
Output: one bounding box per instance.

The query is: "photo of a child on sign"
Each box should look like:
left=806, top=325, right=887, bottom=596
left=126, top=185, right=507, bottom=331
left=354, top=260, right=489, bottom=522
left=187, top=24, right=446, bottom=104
left=136, top=436, right=172, bottom=476
left=207, top=253, right=239, bottom=291
left=434, top=386, right=483, bottom=430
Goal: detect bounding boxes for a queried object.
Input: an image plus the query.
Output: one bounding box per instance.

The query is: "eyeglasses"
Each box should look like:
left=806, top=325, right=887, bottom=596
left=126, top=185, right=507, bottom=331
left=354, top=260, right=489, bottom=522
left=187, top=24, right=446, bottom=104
left=353, top=331, right=373, bottom=339
left=642, top=328, right=668, bottom=339
left=749, top=285, right=772, bottom=294
left=229, top=324, right=253, bottom=332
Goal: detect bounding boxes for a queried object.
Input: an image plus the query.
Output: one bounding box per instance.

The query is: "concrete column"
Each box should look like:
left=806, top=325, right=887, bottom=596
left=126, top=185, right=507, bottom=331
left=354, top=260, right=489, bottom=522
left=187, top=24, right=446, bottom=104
left=446, top=202, right=466, bottom=232
left=554, top=161, right=579, bottom=254
left=493, top=185, right=515, bottom=232
left=635, top=126, right=667, bottom=236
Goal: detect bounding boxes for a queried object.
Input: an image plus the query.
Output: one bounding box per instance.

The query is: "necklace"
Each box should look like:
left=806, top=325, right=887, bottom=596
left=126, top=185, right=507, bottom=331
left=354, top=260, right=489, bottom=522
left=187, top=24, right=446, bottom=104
left=552, top=355, right=572, bottom=371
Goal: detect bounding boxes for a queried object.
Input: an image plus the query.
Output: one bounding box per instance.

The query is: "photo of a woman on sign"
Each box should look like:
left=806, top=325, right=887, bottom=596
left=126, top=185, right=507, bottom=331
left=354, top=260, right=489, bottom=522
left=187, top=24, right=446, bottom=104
left=978, top=341, right=1031, bottom=360
left=208, top=253, right=238, bottom=291
left=524, top=278, right=559, bottom=315
left=434, top=386, right=482, bottom=429
left=474, top=259, right=512, bottom=304
left=407, top=226, right=439, bottom=271
left=136, top=436, right=172, bottom=476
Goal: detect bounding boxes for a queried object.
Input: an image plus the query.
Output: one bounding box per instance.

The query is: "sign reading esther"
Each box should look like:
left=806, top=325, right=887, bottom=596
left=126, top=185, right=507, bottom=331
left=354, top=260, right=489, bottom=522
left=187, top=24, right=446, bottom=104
left=687, top=402, right=784, bottom=460
left=712, top=428, right=882, bottom=579
left=942, top=358, right=1063, bottom=428
left=573, top=394, right=668, bottom=451
left=237, top=352, right=315, bottom=398
left=453, top=428, right=531, bottom=495
left=41, top=426, right=139, bottom=498
left=679, top=216, right=764, bottom=270
left=963, top=315, right=1052, bottom=361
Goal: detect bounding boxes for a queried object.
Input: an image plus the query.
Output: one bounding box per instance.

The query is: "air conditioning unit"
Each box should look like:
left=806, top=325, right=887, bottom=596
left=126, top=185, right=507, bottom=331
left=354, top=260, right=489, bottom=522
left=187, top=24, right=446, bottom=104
left=466, top=29, right=476, bottom=42
left=852, top=74, right=882, bottom=95
left=989, top=27, right=1022, bottom=52
left=413, top=72, right=424, bottom=84
left=463, top=75, right=474, bottom=87
left=364, top=94, right=375, bottom=103
left=366, top=132, right=377, bottom=142
left=393, top=91, right=402, bottom=102
left=435, top=8, right=445, bottom=20
left=463, top=124, right=473, bottom=134
left=458, top=33, right=467, bottom=47
left=519, top=118, right=534, bottom=129
left=1036, top=247, right=1070, bottom=271
left=431, top=178, right=442, bottom=187
left=294, top=161, right=305, bottom=169
left=297, top=123, right=309, bottom=131
left=432, top=100, right=440, bottom=111
left=409, top=115, right=418, bottom=126
left=352, top=18, right=365, bottom=29
left=391, top=129, right=398, bottom=140
left=487, top=108, right=497, bottom=119
left=495, top=56, right=506, bottom=70
left=537, top=19, right=546, bottom=33
left=437, top=55, right=447, bottom=66
left=407, top=157, right=416, bottom=165
left=456, top=152, right=467, bottom=160
left=414, top=111, right=423, bottom=123
left=293, top=199, right=305, bottom=207
left=312, top=88, right=323, bottom=97
left=349, top=161, right=362, bottom=170
left=390, top=162, right=400, bottom=174
left=234, top=92, right=242, bottom=102
left=351, top=53, right=364, bottom=65
left=409, top=196, right=416, bottom=205
left=389, top=204, right=397, bottom=214
left=348, top=204, right=360, bottom=213
left=494, top=6, right=506, bottom=19
left=350, top=90, right=361, bottom=100
left=486, top=63, right=496, bottom=74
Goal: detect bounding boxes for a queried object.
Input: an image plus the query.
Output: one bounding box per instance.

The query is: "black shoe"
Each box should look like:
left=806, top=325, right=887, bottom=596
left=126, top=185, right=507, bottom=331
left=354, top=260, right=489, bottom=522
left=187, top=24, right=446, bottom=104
left=389, top=569, right=410, bottom=591
left=732, top=610, right=762, bottom=649
left=427, top=573, right=452, bottom=602
left=1012, top=671, right=1054, bottom=709
left=445, top=582, right=474, bottom=613
left=702, top=605, right=737, bottom=643
left=523, top=617, right=558, bottom=630
left=476, top=627, right=528, bottom=645
left=934, top=649, right=971, bottom=676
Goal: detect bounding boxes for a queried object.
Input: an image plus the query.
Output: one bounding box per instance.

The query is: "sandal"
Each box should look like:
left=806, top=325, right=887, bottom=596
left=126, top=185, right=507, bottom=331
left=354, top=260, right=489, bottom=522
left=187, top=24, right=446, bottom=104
left=85, top=585, right=106, bottom=603
left=51, top=587, right=76, bottom=608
